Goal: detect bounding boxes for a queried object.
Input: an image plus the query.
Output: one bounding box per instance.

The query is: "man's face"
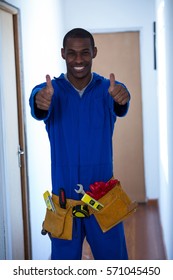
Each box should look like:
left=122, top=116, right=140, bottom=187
left=61, top=37, right=97, bottom=81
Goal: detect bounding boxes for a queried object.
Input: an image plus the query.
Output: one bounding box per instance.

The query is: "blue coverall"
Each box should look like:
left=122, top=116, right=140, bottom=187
left=29, top=72, right=129, bottom=260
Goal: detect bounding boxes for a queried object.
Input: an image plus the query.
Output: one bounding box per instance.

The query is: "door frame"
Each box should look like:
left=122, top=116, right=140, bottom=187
left=0, top=1, right=31, bottom=259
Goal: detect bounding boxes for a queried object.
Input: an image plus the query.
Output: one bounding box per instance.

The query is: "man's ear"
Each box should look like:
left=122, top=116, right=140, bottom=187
left=93, top=47, right=97, bottom=58
left=61, top=48, right=65, bottom=59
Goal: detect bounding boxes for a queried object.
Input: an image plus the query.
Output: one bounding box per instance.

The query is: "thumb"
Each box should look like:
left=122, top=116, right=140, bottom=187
left=110, top=73, right=115, bottom=87
left=46, top=74, right=54, bottom=95
left=109, top=73, right=116, bottom=94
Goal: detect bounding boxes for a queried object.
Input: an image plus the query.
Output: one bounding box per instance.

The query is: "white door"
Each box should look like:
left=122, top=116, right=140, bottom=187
left=0, top=8, right=25, bottom=260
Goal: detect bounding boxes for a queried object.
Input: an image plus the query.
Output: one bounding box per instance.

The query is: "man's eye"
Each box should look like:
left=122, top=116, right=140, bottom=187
left=68, top=52, right=75, bottom=56
left=82, top=51, right=90, bottom=55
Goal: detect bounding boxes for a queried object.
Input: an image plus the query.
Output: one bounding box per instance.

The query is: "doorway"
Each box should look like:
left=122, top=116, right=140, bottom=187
left=0, top=2, right=31, bottom=259
left=92, top=31, right=146, bottom=202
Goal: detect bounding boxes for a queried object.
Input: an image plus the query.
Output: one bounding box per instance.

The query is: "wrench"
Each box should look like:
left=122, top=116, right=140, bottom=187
left=74, top=184, right=85, bottom=195
left=74, top=184, right=104, bottom=211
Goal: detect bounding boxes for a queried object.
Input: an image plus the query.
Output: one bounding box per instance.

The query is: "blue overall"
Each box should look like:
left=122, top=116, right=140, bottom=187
left=30, top=73, right=129, bottom=260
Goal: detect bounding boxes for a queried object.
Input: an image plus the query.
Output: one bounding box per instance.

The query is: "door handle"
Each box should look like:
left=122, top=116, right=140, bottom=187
left=18, top=145, right=24, bottom=167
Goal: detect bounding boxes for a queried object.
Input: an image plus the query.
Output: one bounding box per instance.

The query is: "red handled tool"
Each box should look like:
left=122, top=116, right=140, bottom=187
left=59, top=188, right=66, bottom=209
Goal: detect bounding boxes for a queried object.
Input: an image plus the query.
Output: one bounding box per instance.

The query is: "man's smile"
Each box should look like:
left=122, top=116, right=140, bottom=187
left=73, top=66, right=85, bottom=72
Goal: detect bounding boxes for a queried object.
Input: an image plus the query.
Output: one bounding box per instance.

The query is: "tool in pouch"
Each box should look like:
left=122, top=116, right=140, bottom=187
left=59, top=187, right=66, bottom=209
left=73, top=184, right=104, bottom=218
left=41, top=190, right=56, bottom=235
left=43, top=190, right=56, bottom=212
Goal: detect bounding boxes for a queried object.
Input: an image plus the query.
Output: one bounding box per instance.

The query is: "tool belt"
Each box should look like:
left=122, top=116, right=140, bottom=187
left=43, top=181, right=137, bottom=240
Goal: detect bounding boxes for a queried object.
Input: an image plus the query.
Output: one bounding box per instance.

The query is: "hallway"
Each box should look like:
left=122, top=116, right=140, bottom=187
left=82, top=201, right=166, bottom=260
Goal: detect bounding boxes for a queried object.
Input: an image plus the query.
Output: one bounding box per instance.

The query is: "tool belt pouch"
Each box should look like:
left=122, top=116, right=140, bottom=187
left=93, top=182, right=137, bottom=233
left=43, top=197, right=73, bottom=240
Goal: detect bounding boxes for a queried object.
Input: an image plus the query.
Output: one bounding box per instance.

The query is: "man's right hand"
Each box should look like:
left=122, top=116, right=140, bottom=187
left=35, top=75, right=54, bottom=111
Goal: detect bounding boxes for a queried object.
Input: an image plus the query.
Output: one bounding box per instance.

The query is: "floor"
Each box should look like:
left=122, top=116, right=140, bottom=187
left=82, top=201, right=166, bottom=260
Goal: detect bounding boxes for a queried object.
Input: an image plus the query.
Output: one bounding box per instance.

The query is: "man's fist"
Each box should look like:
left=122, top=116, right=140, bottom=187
left=108, top=73, right=130, bottom=105
left=35, top=75, right=54, bottom=111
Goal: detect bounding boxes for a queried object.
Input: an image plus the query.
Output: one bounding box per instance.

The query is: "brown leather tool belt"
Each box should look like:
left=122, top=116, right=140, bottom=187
left=43, top=181, right=137, bottom=240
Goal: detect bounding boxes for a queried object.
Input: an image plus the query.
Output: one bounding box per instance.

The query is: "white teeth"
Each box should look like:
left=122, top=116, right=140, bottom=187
left=74, top=66, right=84, bottom=71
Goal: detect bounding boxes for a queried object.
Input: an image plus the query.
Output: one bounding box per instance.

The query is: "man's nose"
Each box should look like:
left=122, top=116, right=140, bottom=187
left=75, top=53, right=83, bottom=63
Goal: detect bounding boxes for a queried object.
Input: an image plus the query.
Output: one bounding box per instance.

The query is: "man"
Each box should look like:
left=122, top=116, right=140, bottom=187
left=29, top=28, right=130, bottom=260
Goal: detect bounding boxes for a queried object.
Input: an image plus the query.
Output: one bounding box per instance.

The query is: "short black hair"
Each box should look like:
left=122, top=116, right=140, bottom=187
left=63, top=28, right=95, bottom=49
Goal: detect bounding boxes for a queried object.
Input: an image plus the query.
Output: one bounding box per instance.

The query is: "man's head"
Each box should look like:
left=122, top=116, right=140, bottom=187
left=61, top=28, right=97, bottom=88
left=62, top=28, right=95, bottom=50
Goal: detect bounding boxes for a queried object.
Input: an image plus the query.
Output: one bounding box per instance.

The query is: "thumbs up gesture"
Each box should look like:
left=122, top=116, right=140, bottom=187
left=35, top=75, right=54, bottom=111
left=108, top=73, right=130, bottom=105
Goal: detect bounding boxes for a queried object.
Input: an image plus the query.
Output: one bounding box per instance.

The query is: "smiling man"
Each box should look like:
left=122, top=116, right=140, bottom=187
left=29, top=28, right=130, bottom=260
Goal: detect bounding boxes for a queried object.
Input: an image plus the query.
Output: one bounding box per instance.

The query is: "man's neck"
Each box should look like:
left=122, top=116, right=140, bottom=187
left=66, top=73, right=92, bottom=90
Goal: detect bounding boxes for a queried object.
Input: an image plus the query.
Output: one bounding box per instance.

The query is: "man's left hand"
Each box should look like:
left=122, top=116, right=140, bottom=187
left=108, top=73, right=130, bottom=105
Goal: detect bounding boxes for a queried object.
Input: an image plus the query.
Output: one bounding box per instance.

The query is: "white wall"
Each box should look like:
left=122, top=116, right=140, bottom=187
left=6, top=0, right=65, bottom=259
left=156, top=0, right=173, bottom=260
left=62, top=0, right=158, bottom=199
